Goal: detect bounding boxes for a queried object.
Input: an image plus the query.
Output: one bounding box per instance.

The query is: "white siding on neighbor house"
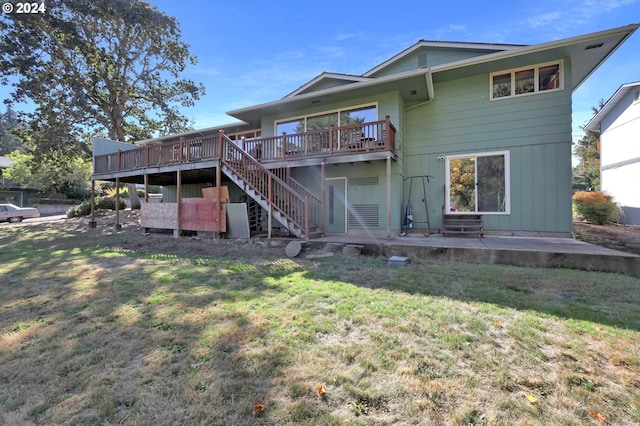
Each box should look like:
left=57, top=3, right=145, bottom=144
left=602, top=163, right=640, bottom=208
left=600, top=89, right=640, bottom=168
left=599, top=87, right=640, bottom=225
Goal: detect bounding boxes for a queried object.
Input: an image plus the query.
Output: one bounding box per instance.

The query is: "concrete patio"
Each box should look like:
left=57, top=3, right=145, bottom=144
left=310, top=233, right=640, bottom=278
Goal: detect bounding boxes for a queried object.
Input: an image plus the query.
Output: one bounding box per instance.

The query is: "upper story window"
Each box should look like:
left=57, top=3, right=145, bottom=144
left=490, top=61, right=563, bottom=100
left=275, top=105, right=377, bottom=135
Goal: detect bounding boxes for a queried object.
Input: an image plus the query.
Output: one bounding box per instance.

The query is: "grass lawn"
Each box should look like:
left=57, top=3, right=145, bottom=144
left=1, top=220, right=639, bottom=425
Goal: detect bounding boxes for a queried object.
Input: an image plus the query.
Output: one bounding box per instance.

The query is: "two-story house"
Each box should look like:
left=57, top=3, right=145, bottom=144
left=585, top=81, right=640, bottom=225
left=92, top=24, right=639, bottom=238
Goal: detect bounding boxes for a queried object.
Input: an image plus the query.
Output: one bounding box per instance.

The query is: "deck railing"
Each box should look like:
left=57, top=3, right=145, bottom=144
left=242, top=116, right=396, bottom=162
left=93, top=117, right=396, bottom=175
left=94, top=136, right=222, bottom=174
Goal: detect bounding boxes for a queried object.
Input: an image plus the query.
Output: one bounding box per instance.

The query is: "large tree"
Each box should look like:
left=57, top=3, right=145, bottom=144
left=0, top=0, right=204, bottom=144
left=0, top=106, right=22, bottom=155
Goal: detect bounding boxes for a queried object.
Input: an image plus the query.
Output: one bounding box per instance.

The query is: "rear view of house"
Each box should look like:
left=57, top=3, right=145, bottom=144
left=92, top=24, right=639, bottom=238
left=585, top=81, right=640, bottom=225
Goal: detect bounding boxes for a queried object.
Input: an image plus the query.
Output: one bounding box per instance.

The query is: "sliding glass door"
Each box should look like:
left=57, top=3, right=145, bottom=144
left=446, top=151, right=509, bottom=214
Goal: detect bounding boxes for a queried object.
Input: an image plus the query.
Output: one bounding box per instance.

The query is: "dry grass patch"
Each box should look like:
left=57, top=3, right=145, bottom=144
left=0, top=220, right=639, bottom=425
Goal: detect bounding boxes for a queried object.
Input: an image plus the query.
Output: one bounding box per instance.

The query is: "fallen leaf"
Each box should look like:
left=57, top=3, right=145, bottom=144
left=525, top=394, right=538, bottom=403
left=492, top=320, right=502, bottom=327
left=589, top=412, right=606, bottom=421
left=316, top=384, right=326, bottom=395
left=252, top=404, right=265, bottom=416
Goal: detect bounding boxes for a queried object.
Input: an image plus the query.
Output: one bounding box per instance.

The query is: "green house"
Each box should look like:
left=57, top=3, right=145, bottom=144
left=92, top=24, right=638, bottom=238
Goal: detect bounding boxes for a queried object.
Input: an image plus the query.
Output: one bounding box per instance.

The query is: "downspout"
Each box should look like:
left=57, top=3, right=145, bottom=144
left=399, top=69, right=435, bottom=234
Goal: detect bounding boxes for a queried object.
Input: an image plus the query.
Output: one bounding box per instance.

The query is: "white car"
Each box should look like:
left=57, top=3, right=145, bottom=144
left=0, top=203, right=40, bottom=223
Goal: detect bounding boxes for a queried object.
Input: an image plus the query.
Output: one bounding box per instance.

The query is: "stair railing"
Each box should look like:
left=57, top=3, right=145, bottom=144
left=218, top=132, right=314, bottom=237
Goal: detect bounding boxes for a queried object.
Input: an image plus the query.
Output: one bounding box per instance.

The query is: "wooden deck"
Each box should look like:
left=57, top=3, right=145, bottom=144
left=93, top=117, right=396, bottom=177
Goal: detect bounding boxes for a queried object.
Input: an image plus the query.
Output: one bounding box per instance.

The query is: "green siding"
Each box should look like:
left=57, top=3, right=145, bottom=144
left=292, top=161, right=402, bottom=232
left=370, top=47, right=502, bottom=78
left=255, top=58, right=574, bottom=235
left=403, top=70, right=573, bottom=234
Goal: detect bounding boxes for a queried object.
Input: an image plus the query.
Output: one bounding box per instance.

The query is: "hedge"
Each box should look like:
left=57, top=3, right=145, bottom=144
left=66, top=196, right=126, bottom=218
left=572, top=191, right=619, bottom=225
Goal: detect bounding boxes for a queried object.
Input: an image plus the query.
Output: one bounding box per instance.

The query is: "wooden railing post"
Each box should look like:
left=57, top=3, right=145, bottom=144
left=179, top=137, right=185, bottom=162
left=146, top=145, right=150, bottom=167
left=268, top=174, right=273, bottom=208
left=218, top=129, right=225, bottom=159
left=321, top=162, right=325, bottom=234
left=385, top=115, right=391, bottom=149
left=117, top=149, right=122, bottom=171
left=281, top=132, right=286, bottom=158
left=304, top=195, right=310, bottom=238
left=329, top=125, right=334, bottom=155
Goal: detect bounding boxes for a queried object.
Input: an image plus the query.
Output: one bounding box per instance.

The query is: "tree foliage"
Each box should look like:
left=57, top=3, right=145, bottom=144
left=4, top=150, right=92, bottom=198
left=0, top=106, right=22, bottom=155
left=573, top=103, right=603, bottom=191
left=0, top=0, right=205, bottom=143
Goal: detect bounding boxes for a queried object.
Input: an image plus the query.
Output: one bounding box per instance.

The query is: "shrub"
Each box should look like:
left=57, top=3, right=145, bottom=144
left=66, top=196, right=126, bottom=218
left=572, top=191, right=619, bottom=225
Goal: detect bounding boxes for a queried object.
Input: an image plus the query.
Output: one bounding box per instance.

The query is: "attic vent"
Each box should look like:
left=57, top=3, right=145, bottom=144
left=418, top=53, right=427, bottom=68
left=585, top=43, right=604, bottom=50
left=349, top=176, right=379, bottom=187
left=348, top=204, right=379, bottom=228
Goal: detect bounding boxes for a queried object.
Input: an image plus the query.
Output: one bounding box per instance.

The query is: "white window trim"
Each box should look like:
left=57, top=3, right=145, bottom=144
left=490, top=60, right=564, bottom=101
left=445, top=150, right=511, bottom=215
left=274, top=103, right=378, bottom=134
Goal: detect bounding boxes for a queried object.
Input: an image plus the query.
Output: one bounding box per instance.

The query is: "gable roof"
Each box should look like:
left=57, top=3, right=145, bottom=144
left=227, top=24, right=639, bottom=127
left=363, top=40, right=524, bottom=77
left=584, top=81, right=640, bottom=131
left=284, top=72, right=371, bottom=98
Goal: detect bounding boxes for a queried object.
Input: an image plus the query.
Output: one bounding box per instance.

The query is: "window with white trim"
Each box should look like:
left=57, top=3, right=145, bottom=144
left=490, top=61, right=562, bottom=100
left=275, top=105, right=377, bottom=135
left=446, top=151, right=510, bottom=214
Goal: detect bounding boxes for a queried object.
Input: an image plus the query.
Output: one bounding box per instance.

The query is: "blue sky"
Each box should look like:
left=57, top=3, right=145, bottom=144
left=147, top=0, right=640, bottom=141
left=2, top=0, right=639, bottom=142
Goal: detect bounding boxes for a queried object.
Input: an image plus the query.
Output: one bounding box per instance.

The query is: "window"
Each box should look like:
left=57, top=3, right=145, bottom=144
left=446, top=151, right=510, bottom=214
left=275, top=105, right=377, bottom=135
left=491, top=61, right=562, bottom=100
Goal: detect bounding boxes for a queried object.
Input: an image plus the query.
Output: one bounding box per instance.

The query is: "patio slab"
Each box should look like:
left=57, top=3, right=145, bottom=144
left=313, top=234, right=640, bottom=277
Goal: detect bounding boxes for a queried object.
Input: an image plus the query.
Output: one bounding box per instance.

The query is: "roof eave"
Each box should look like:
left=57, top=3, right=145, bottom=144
left=584, top=81, right=640, bottom=131
left=431, top=24, right=639, bottom=77
left=227, top=68, right=434, bottom=122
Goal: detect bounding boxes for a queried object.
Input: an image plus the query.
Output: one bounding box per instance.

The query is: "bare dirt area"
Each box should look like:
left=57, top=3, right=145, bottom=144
left=573, top=221, right=640, bottom=256
left=70, top=209, right=292, bottom=260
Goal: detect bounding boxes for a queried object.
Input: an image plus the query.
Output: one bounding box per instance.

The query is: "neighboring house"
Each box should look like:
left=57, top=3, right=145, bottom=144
left=0, top=156, right=12, bottom=187
left=92, top=24, right=639, bottom=238
left=585, top=81, right=640, bottom=225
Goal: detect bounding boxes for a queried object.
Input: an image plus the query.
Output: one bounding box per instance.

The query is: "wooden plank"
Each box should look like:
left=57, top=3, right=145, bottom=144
left=202, top=186, right=230, bottom=203
left=181, top=198, right=226, bottom=232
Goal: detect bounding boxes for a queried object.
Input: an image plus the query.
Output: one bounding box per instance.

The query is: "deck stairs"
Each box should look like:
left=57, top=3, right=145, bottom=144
left=219, top=135, right=321, bottom=238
